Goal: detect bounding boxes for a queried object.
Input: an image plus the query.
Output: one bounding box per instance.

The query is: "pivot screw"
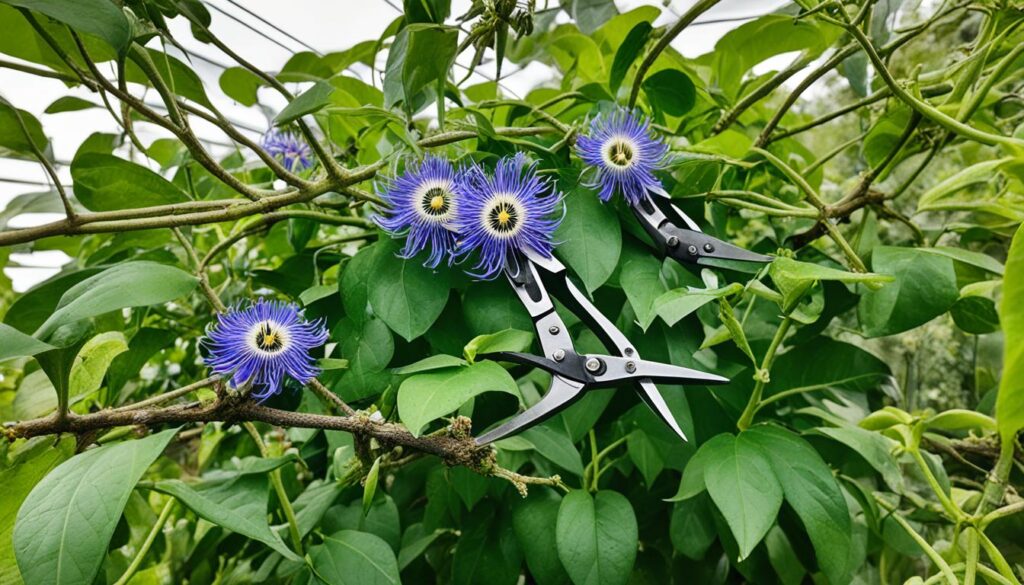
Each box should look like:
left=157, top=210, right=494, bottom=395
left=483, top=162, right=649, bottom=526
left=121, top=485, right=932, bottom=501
left=553, top=349, right=566, bottom=362
left=624, top=347, right=634, bottom=356
left=687, top=245, right=698, bottom=255
left=548, top=325, right=560, bottom=335
left=585, top=357, right=602, bottom=372
left=703, top=242, right=715, bottom=253
left=666, top=235, right=679, bottom=248
left=625, top=361, right=637, bottom=373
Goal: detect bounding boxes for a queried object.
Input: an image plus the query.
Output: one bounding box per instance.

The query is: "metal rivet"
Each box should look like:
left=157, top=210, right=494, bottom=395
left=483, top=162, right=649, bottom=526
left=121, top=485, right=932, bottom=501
left=687, top=245, right=698, bottom=255
left=625, top=361, right=636, bottom=373
left=552, top=349, right=566, bottom=362
left=624, top=347, right=634, bottom=356
left=585, top=358, right=602, bottom=372
left=703, top=243, right=715, bottom=253
left=666, top=235, right=679, bottom=248
left=548, top=325, right=560, bottom=335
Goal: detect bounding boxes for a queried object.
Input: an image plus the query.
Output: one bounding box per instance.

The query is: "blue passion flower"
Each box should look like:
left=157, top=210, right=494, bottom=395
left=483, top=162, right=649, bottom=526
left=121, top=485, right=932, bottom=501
left=374, top=156, right=460, bottom=268
left=576, top=108, right=669, bottom=206
left=454, top=153, right=562, bottom=280
left=262, top=129, right=315, bottom=172
left=203, top=299, right=328, bottom=401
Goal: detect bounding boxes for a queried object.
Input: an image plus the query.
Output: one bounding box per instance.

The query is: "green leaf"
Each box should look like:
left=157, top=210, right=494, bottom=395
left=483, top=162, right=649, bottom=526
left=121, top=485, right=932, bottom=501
left=398, top=524, right=442, bottom=570
left=0, top=322, right=54, bottom=361
left=666, top=433, right=732, bottom=502
left=572, top=0, right=619, bottom=34
left=921, top=246, right=1004, bottom=276
left=452, top=502, right=521, bottom=585
left=627, top=429, right=664, bottom=487
left=71, top=153, right=191, bottom=212
left=367, top=243, right=449, bottom=341
left=744, top=425, right=852, bottom=584
left=520, top=425, right=585, bottom=477
left=68, top=331, right=127, bottom=401
left=0, top=100, right=47, bottom=158
left=398, top=361, right=519, bottom=436
left=669, top=493, right=716, bottom=560
left=513, top=490, right=571, bottom=585
left=718, top=298, right=755, bottom=365
left=13, top=429, right=179, bottom=585
left=0, top=437, right=74, bottom=584
left=997, top=225, right=1024, bottom=439
left=464, top=328, right=534, bottom=363
left=924, top=409, right=997, bottom=433
left=609, top=21, right=651, bottom=93
left=311, top=530, right=401, bottom=585
left=34, top=261, right=198, bottom=340
left=554, top=186, right=621, bottom=293
left=43, top=96, right=96, bottom=113
left=703, top=432, right=782, bottom=560
left=219, top=66, right=263, bottom=106
left=858, top=247, right=959, bottom=338
left=556, top=490, right=637, bottom=585
left=642, top=69, right=696, bottom=117
left=153, top=457, right=301, bottom=562
left=917, top=158, right=1012, bottom=212
left=1, top=0, right=130, bottom=53
left=402, top=24, right=457, bottom=103
left=619, top=247, right=666, bottom=331
left=654, top=283, right=741, bottom=327
left=950, top=296, right=1000, bottom=334
left=766, top=338, right=890, bottom=401
left=770, top=257, right=892, bottom=313
left=363, top=456, right=381, bottom=517
left=392, top=354, right=466, bottom=375
left=108, top=327, right=177, bottom=395
left=812, top=426, right=903, bottom=492
left=124, top=49, right=213, bottom=108
left=275, top=80, right=335, bottom=124
left=764, top=526, right=805, bottom=585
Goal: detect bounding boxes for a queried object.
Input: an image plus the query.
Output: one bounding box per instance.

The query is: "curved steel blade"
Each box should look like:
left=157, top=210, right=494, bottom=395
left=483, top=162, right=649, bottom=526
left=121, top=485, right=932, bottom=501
left=636, top=380, right=687, bottom=442
left=474, top=376, right=586, bottom=446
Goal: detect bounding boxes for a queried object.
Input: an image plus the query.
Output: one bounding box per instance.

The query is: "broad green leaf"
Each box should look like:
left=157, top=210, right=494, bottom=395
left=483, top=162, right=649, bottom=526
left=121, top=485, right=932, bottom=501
left=627, top=429, right=664, bottom=487
left=311, top=530, right=401, bottom=585
left=745, top=425, right=852, bottom=584
left=464, top=328, right=534, bottom=363
left=556, top=490, right=637, bottom=585
left=766, top=338, right=890, bottom=401
left=813, top=426, right=903, bottom=492
left=924, top=409, right=997, bottom=433
left=403, top=24, right=457, bottom=102
left=398, top=361, right=519, bottom=436
left=332, top=317, right=394, bottom=402
left=14, top=429, right=179, bottom=585
left=513, top=490, right=571, bottom=585
left=124, top=48, right=213, bottom=107
left=921, top=246, right=1004, bottom=276
left=108, top=327, right=177, bottom=395
left=764, top=526, right=805, bottom=585
left=367, top=243, right=449, bottom=341
left=35, top=262, right=198, bottom=340
left=669, top=493, right=716, bottom=560
left=153, top=457, right=301, bottom=562
left=609, top=21, right=651, bottom=93
left=703, top=432, right=782, bottom=560
left=950, top=296, right=1000, bottom=334
left=42, top=96, right=95, bottom=114
left=275, top=80, right=334, bottom=124
left=0, top=437, right=74, bottom=584
left=666, top=433, right=733, bottom=501
left=770, top=257, right=892, bottom=313
left=858, top=247, right=959, bottom=337
left=619, top=247, right=666, bottom=330
left=322, top=494, right=402, bottom=553
left=520, top=425, right=585, bottom=477
left=554, top=187, right=621, bottom=293
left=654, top=283, right=741, bottom=327
left=0, top=190, right=63, bottom=230
left=1, top=0, right=130, bottom=53
left=398, top=523, right=442, bottom=570
left=68, top=331, right=127, bottom=402
left=452, top=502, right=521, bottom=585
left=572, top=0, right=619, bottom=34
left=0, top=323, right=54, bottom=361
left=392, top=354, right=466, bottom=375
left=642, top=69, right=696, bottom=117
left=0, top=100, right=47, bottom=158
left=71, top=153, right=191, bottom=212
left=220, top=67, right=263, bottom=106
left=997, top=225, right=1024, bottom=439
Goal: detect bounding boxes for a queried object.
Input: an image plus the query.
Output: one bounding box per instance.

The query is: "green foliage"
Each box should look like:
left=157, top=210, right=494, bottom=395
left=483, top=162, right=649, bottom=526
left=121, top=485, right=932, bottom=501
left=0, top=1, right=1021, bottom=584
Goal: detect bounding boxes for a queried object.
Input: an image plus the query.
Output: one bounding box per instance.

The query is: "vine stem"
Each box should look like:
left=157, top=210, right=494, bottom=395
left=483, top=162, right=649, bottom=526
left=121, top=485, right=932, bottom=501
left=243, top=422, right=304, bottom=556
left=736, top=317, right=792, bottom=430
left=112, top=498, right=176, bottom=585
left=874, top=495, right=961, bottom=585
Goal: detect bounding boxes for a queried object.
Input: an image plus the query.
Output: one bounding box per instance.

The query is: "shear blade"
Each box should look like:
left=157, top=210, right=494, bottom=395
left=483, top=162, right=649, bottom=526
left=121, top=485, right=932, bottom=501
left=596, top=357, right=728, bottom=386
left=474, top=376, right=585, bottom=446
left=635, top=379, right=687, bottom=442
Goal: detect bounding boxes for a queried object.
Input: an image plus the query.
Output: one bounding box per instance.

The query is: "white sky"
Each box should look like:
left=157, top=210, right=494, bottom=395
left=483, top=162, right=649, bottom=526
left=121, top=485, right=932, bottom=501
left=1, top=0, right=787, bottom=291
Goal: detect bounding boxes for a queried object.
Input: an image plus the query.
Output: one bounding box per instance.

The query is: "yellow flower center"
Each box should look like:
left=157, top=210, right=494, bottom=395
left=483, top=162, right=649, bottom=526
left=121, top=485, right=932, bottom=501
left=497, top=209, right=511, bottom=225
left=255, top=322, right=284, bottom=352
left=430, top=195, right=445, bottom=211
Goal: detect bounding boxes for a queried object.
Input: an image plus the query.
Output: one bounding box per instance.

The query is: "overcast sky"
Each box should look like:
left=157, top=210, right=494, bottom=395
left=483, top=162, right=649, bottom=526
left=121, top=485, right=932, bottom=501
left=0, top=0, right=787, bottom=291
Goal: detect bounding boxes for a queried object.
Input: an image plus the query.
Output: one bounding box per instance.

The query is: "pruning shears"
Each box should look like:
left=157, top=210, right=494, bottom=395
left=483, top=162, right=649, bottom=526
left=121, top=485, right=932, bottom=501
left=474, top=248, right=728, bottom=446
left=632, top=192, right=772, bottom=272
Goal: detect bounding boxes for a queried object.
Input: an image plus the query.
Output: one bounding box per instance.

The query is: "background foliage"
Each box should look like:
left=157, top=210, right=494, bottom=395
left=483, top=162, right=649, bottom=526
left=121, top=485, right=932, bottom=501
left=0, top=0, right=1022, bottom=584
